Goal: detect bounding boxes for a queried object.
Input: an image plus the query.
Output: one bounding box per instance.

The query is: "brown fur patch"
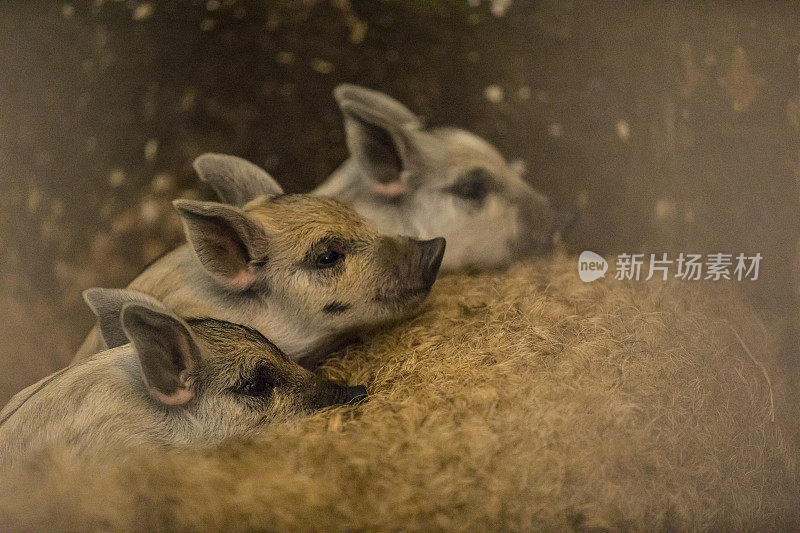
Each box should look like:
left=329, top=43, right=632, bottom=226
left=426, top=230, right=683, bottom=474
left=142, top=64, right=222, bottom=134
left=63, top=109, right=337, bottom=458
left=245, top=195, right=375, bottom=251
left=1, top=254, right=798, bottom=530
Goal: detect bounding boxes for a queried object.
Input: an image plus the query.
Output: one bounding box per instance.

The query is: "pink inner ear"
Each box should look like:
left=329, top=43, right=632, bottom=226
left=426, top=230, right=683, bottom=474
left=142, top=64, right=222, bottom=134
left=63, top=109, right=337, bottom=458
left=371, top=180, right=409, bottom=198
left=223, top=270, right=257, bottom=291
left=150, top=387, right=194, bottom=406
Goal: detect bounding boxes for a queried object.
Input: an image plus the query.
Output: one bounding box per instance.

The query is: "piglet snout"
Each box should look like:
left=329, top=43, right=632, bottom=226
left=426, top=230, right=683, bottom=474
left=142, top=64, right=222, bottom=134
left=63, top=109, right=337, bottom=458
left=343, top=385, right=368, bottom=406
left=416, top=237, right=446, bottom=286
left=316, top=381, right=369, bottom=408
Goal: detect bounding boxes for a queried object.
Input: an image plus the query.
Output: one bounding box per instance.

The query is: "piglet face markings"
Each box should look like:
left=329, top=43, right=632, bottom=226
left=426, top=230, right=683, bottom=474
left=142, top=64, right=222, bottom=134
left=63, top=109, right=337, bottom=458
left=0, top=297, right=370, bottom=459
left=322, top=301, right=351, bottom=315
left=318, top=84, right=572, bottom=271
left=187, top=317, right=368, bottom=419
left=239, top=194, right=444, bottom=330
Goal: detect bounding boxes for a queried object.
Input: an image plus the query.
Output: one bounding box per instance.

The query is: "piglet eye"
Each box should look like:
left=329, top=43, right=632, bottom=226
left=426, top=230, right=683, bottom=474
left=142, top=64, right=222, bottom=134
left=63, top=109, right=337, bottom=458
left=240, top=367, right=275, bottom=397
left=315, top=250, right=343, bottom=268
left=450, top=167, right=492, bottom=203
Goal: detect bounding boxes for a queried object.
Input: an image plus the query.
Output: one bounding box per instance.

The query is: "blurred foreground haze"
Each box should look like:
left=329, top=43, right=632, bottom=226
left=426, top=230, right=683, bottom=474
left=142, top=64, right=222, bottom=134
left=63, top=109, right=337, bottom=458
left=0, top=0, right=798, bottom=402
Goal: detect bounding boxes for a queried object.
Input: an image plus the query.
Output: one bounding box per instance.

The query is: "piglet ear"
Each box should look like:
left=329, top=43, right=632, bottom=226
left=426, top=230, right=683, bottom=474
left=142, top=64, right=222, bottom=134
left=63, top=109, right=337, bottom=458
left=173, top=199, right=270, bottom=291
left=334, top=84, right=423, bottom=198
left=121, top=302, right=201, bottom=406
left=193, top=153, right=284, bottom=207
left=334, top=84, right=422, bottom=129
left=83, top=288, right=168, bottom=350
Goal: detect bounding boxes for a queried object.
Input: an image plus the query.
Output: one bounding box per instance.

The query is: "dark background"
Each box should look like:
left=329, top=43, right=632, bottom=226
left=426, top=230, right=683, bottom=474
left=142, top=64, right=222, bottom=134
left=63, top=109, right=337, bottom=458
left=0, top=0, right=798, bottom=402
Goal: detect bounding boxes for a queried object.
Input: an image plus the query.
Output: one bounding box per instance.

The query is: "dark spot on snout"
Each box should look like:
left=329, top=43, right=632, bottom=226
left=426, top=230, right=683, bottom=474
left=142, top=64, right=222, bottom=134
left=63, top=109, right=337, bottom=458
left=322, top=301, right=351, bottom=314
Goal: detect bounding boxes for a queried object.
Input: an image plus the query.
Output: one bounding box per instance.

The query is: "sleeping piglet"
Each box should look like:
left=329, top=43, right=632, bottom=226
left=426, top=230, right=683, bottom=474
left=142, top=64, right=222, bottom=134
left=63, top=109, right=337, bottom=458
left=0, top=289, right=366, bottom=467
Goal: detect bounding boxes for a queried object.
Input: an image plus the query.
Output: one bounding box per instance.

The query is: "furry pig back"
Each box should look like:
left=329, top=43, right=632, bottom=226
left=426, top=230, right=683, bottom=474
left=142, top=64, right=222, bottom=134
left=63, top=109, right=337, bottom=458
left=1, top=254, right=798, bottom=530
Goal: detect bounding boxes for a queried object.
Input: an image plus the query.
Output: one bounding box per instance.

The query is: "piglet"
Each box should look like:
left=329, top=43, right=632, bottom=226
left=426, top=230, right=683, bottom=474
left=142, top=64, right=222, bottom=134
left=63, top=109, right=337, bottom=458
left=0, top=289, right=366, bottom=467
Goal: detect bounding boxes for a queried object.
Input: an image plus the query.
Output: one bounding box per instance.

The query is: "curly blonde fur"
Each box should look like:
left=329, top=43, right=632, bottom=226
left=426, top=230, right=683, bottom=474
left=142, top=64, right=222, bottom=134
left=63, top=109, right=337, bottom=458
left=1, top=254, right=797, bottom=530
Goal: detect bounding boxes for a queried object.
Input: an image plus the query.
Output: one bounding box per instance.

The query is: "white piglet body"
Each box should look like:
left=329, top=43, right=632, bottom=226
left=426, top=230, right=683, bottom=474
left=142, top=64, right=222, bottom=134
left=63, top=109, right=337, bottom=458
left=1, top=290, right=367, bottom=467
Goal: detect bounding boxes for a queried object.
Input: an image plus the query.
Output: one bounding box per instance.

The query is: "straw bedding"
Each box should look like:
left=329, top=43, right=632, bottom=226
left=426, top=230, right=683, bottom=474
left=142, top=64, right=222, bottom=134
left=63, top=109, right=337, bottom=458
left=1, top=254, right=798, bottom=530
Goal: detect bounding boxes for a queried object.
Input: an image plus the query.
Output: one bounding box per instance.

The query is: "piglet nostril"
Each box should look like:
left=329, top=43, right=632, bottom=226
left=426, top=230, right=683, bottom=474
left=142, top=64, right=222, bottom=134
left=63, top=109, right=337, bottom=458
left=343, top=385, right=368, bottom=405
left=416, top=237, right=446, bottom=286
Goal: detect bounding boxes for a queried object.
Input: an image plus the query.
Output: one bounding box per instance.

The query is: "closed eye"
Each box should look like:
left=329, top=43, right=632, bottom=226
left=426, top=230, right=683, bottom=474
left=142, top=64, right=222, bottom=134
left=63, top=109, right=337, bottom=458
left=445, top=167, right=494, bottom=203
left=237, top=366, right=276, bottom=397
